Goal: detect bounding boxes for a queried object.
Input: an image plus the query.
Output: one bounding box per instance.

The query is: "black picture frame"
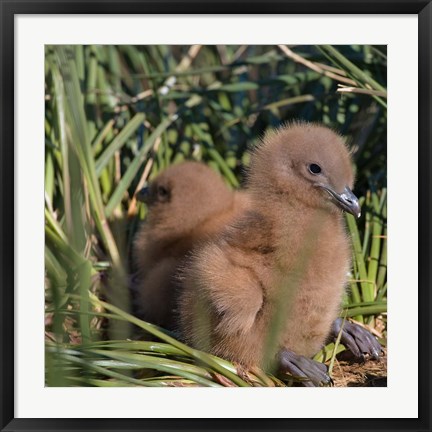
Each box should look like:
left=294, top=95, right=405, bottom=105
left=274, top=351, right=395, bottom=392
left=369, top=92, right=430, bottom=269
left=1, top=1, right=430, bottom=431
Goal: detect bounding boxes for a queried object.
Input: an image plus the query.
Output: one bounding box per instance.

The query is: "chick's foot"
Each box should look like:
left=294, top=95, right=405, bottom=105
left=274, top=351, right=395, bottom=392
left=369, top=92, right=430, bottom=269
left=278, top=349, right=332, bottom=387
left=330, top=318, right=382, bottom=361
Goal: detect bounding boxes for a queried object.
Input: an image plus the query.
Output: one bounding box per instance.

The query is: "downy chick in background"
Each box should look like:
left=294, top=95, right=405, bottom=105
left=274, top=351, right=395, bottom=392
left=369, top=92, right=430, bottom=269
left=132, top=161, right=249, bottom=331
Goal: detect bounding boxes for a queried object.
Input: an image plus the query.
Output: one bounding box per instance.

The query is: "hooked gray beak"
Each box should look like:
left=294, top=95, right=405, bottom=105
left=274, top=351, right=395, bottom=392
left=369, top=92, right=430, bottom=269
left=136, top=186, right=149, bottom=203
left=317, top=185, right=361, bottom=218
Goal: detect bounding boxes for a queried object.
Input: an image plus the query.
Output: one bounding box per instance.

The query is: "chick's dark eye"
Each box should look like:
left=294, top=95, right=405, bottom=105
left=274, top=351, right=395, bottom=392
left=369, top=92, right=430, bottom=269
left=308, top=163, right=322, bottom=175
left=158, top=185, right=169, bottom=197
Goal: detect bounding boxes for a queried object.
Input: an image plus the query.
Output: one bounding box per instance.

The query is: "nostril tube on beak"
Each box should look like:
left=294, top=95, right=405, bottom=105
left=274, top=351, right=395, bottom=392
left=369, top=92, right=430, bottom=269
left=316, top=184, right=361, bottom=218
left=340, top=187, right=361, bottom=218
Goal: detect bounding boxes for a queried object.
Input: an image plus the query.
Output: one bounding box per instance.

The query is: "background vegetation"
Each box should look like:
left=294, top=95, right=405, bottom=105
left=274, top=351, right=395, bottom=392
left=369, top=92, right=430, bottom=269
left=45, top=45, right=387, bottom=387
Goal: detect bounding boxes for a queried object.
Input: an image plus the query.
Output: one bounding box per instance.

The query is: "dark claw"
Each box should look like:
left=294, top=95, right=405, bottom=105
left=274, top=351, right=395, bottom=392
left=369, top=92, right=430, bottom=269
left=330, top=318, right=382, bottom=361
left=278, top=349, right=332, bottom=387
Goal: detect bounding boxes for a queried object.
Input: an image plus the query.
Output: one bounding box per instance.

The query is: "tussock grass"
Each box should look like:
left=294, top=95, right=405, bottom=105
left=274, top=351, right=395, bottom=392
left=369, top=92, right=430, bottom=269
left=45, top=45, right=387, bottom=387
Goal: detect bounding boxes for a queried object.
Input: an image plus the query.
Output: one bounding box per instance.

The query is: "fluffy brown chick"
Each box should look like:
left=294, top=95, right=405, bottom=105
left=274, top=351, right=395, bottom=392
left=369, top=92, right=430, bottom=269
left=132, top=161, right=249, bottom=330
left=178, top=123, right=366, bottom=382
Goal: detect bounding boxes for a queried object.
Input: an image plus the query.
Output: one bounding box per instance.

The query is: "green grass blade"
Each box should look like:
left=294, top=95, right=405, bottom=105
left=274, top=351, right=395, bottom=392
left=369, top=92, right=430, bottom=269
left=105, top=115, right=177, bottom=217
left=87, top=293, right=251, bottom=387
left=54, top=46, right=122, bottom=269
left=95, top=113, right=145, bottom=176
left=343, top=304, right=387, bottom=318
left=346, top=213, right=374, bottom=302
left=321, top=45, right=386, bottom=93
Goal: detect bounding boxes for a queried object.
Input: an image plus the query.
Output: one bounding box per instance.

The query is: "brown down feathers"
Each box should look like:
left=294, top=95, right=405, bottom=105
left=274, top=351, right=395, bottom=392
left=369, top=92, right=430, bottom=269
left=134, top=123, right=355, bottom=371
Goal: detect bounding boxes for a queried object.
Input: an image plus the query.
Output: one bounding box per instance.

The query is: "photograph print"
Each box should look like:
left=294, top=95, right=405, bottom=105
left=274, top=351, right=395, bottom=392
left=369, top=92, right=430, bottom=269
left=44, top=44, right=387, bottom=388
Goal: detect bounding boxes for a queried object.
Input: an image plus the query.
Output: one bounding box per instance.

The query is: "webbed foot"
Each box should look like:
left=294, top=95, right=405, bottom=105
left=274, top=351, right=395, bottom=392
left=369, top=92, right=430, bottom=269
left=330, top=318, right=382, bottom=361
left=278, top=349, right=332, bottom=387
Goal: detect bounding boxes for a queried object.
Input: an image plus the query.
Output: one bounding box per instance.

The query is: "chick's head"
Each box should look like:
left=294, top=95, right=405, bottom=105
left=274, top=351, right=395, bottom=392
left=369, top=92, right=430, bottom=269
left=249, top=123, right=360, bottom=218
left=137, top=161, right=234, bottom=234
